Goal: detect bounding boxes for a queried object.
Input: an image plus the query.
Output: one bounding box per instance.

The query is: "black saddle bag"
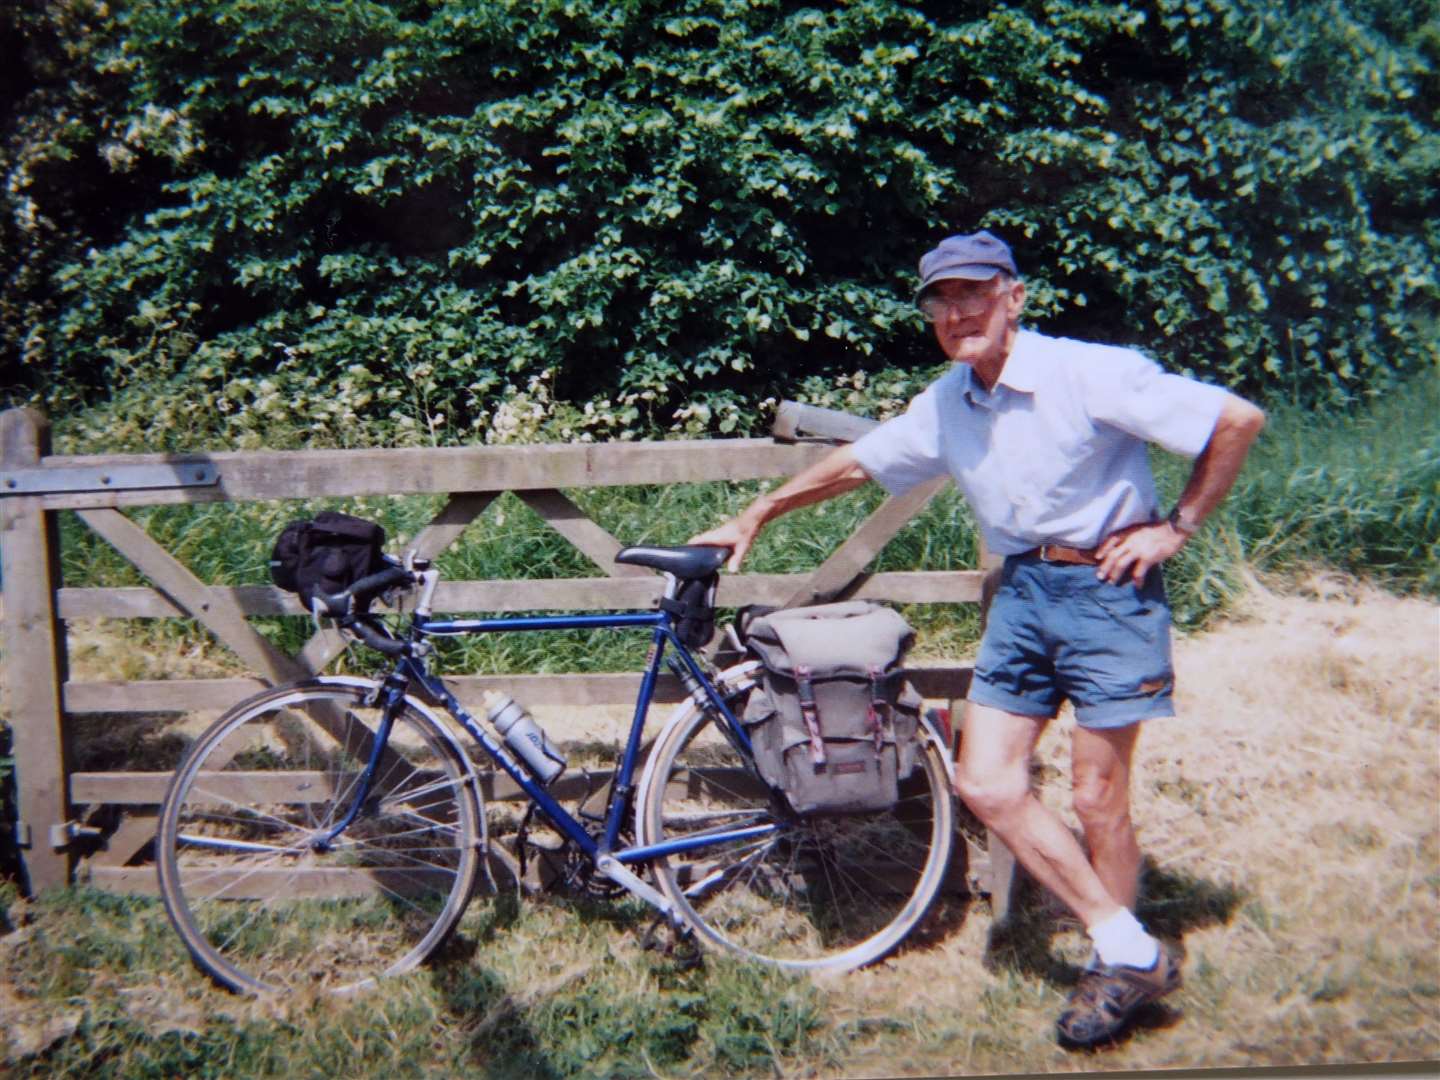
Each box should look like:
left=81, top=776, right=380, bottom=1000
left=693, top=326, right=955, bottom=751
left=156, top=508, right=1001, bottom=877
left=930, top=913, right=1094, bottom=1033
left=269, top=511, right=388, bottom=612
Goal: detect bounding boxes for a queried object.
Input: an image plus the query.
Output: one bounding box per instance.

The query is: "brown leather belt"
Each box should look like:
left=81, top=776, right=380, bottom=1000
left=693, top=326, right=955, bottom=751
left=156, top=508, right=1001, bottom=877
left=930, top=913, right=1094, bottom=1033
left=1017, top=544, right=1101, bottom=566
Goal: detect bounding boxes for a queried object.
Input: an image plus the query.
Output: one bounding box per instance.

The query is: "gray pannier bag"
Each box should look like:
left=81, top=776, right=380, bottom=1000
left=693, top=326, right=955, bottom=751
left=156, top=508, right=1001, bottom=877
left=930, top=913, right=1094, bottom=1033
left=741, top=601, right=924, bottom=815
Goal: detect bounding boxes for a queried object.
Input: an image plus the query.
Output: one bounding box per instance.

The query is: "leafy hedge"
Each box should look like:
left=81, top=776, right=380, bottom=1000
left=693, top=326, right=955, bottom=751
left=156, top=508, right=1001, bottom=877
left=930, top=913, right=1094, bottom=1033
left=2, top=0, right=1436, bottom=450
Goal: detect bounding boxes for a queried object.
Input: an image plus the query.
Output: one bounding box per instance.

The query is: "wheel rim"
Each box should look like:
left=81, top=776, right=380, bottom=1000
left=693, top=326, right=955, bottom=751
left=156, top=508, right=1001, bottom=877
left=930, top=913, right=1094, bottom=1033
left=159, top=685, right=480, bottom=995
left=643, top=695, right=955, bottom=971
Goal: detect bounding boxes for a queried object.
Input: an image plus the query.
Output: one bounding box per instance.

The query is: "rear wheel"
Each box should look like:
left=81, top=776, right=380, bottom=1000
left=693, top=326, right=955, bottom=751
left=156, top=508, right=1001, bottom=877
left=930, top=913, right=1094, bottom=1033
left=156, top=680, right=482, bottom=995
left=638, top=667, right=956, bottom=972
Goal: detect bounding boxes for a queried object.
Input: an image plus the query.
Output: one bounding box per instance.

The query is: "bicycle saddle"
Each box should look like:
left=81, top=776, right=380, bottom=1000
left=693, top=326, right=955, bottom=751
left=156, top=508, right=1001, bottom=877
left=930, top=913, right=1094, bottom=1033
left=614, top=544, right=729, bottom=579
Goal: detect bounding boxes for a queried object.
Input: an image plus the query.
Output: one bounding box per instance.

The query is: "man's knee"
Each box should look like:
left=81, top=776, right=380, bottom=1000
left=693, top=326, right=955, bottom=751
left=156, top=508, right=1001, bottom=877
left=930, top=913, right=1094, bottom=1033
left=955, top=702, right=1047, bottom=825
left=953, top=762, right=1030, bottom=824
left=1071, top=723, right=1138, bottom=833
left=1071, top=768, right=1130, bottom=832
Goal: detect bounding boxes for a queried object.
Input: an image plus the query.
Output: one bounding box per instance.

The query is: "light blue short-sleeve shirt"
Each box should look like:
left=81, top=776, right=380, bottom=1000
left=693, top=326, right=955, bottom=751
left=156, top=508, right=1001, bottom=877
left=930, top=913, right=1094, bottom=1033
left=851, top=329, right=1229, bottom=556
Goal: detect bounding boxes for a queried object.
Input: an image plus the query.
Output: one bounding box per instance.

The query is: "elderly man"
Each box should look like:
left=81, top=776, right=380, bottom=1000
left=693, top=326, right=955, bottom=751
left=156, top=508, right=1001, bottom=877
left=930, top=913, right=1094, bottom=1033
left=690, top=230, right=1265, bottom=1047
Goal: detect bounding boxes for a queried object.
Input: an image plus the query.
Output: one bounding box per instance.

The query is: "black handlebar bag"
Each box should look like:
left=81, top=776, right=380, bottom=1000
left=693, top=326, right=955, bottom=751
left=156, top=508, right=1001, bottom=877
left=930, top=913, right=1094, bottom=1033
left=741, top=601, right=922, bottom=816
left=269, top=511, right=388, bottom=612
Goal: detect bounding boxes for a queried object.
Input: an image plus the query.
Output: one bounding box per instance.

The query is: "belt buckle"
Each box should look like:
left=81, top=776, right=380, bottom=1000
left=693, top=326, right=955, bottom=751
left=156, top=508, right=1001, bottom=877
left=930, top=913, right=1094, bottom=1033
left=1037, top=544, right=1060, bottom=563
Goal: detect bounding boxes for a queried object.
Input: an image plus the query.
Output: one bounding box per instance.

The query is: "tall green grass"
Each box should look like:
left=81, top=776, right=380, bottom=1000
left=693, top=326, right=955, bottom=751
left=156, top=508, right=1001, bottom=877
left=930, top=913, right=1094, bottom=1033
left=1240, top=381, right=1439, bottom=589
left=1156, top=374, right=1439, bottom=628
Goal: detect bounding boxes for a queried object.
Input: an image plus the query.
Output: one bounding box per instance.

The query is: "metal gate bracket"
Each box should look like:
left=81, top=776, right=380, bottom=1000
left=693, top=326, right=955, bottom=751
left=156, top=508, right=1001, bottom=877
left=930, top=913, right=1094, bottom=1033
left=48, top=820, right=104, bottom=849
left=1, top=462, right=219, bottom=496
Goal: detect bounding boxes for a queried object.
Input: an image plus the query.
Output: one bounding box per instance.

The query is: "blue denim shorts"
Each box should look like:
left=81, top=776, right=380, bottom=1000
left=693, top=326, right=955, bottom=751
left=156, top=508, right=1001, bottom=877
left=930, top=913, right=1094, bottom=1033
left=967, top=555, right=1176, bottom=729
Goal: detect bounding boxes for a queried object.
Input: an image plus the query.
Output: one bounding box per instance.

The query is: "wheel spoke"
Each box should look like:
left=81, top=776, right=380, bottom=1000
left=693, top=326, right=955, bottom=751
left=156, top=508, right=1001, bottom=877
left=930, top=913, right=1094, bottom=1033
left=176, top=832, right=300, bottom=856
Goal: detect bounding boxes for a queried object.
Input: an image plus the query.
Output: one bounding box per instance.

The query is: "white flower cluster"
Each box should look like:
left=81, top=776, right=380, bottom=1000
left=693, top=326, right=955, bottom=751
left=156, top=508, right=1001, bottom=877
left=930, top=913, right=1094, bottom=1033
left=102, top=104, right=204, bottom=173
left=485, top=369, right=557, bottom=445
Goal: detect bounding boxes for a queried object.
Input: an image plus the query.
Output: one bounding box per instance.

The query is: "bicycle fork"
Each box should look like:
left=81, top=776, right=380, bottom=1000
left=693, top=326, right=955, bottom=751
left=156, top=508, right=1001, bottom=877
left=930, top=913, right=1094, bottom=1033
left=310, top=673, right=407, bottom=852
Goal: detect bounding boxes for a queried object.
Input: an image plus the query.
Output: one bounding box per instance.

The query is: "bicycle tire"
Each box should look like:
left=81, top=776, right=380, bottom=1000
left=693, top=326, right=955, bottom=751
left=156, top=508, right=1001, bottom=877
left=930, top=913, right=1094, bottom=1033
left=636, top=663, right=957, bottom=972
left=156, top=678, right=483, bottom=995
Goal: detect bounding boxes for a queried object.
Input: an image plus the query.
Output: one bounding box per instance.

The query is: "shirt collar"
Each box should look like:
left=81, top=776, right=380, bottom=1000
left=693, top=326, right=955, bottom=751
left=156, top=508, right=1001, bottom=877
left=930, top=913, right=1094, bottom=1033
left=957, top=328, right=1042, bottom=404
left=996, top=329, right=1043, bottom=393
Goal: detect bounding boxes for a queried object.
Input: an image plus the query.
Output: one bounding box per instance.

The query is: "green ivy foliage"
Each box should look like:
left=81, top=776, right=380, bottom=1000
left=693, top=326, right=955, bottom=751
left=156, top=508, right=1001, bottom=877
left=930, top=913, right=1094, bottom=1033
left=2, top=0, right=1436, bottom=449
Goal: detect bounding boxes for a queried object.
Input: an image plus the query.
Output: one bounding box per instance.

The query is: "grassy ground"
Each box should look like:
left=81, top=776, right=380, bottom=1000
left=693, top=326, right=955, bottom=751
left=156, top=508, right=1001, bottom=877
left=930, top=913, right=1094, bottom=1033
left=2, top=575, right=1435, bottom=1076
left=1, top=379, right=1436, bottom=1073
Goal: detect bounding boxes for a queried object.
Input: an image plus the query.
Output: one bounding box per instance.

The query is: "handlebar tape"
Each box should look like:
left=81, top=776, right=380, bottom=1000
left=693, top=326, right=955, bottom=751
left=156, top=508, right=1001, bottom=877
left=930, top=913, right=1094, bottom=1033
left=345, top=564, right=416, bottom=612
left=312, top=565, right=414, bottom=616
left=343, top=616, right=410, bottom=657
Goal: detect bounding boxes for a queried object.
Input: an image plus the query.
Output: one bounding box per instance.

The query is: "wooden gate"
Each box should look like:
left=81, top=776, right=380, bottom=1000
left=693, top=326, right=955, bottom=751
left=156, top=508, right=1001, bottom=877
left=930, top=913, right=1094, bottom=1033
left=1, top=404, right=1003, bottom=901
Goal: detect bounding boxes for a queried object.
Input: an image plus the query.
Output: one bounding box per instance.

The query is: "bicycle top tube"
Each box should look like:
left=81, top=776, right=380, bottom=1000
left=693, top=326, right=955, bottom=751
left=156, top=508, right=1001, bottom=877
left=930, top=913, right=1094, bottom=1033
left=414, top=610, right=666, bottom=636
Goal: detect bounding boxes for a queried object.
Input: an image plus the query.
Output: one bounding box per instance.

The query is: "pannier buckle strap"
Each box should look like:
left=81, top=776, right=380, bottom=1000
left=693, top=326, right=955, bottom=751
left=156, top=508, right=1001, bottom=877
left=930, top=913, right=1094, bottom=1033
left=867, top=665, right=886, bottom=755
left=794, top=664, right=828, bottom=770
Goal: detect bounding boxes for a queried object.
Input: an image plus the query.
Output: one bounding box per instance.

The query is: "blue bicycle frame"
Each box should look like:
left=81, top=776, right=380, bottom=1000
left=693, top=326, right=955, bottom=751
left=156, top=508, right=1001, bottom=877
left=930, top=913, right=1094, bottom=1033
left=355, top=606, right=770, bottom=875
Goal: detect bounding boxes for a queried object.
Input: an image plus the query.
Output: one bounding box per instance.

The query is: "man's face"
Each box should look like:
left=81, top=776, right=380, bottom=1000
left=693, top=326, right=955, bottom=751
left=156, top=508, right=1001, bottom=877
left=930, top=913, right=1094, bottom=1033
left=922, top=275, right=1026, bottom=367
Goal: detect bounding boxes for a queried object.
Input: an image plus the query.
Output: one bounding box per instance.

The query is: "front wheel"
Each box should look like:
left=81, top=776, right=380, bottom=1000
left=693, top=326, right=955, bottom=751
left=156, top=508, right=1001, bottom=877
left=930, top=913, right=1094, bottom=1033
left=156, top=679, right=483, bottom=995
left=637, top=665, right=957, bottom=972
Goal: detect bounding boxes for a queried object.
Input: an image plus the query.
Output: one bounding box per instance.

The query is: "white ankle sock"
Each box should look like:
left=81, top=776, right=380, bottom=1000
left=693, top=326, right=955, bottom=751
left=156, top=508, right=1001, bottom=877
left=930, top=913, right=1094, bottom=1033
left=1087, top=908, right=1159, bottom=970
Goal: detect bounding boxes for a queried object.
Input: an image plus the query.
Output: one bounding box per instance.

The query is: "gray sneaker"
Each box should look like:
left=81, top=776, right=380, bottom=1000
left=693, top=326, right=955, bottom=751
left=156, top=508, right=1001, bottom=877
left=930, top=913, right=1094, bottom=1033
left=1056, top=942, right=1183, bottom=1047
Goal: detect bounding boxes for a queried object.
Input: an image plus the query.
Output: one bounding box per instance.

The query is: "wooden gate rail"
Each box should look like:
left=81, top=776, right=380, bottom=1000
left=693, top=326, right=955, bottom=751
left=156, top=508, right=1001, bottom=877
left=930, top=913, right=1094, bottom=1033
left=1, top=403, right=1002, bottom=903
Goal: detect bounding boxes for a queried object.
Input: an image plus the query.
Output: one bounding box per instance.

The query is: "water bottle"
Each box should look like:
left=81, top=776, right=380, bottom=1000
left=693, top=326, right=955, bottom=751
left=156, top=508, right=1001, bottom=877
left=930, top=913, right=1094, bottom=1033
left=485, top=693, right=566, bottom=785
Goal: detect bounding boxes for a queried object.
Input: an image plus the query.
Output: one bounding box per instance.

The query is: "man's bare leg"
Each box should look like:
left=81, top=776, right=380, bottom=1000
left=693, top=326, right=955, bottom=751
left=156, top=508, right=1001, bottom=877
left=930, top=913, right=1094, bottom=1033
left=959, top=702, right=1178, bottom=1046
left=1071, top=723, right=1142, bottom=911
left=953, top=702, right=1124, bottom=928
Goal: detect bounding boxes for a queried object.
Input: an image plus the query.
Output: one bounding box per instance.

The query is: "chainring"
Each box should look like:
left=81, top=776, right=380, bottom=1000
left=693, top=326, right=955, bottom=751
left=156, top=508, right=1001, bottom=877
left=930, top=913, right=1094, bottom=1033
left=515, top=800, right=632, bottom=899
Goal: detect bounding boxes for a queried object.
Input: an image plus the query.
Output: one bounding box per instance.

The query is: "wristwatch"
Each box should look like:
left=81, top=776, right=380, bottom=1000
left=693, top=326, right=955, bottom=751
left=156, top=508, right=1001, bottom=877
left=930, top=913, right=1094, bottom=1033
left=1167, top=505, right=1202, bottom=537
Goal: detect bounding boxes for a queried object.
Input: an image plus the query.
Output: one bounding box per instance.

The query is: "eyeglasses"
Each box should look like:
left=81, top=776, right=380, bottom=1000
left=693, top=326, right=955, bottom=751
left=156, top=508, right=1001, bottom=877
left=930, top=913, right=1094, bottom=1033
left=918, top=292, right=998, bottom=323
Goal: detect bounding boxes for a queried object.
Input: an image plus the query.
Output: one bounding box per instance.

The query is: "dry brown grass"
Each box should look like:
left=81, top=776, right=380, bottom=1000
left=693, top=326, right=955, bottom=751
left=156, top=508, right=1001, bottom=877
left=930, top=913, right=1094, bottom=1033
left=444, top=575, right=1440, bottom=1073
left=813, top=574, right=1440, bottom=1075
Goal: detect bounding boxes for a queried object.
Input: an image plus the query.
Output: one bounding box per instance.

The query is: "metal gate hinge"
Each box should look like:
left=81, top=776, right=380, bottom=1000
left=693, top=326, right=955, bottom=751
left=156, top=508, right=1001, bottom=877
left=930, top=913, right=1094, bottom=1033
left=48, top=820, right=104, bottom=848
left=1, top=462, right=219, bottom=496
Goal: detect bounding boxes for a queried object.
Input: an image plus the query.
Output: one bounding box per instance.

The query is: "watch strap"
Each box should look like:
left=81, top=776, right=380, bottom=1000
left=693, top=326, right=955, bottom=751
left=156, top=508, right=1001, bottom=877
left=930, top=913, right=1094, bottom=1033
left=1167, top=505, right=1201, bottom=536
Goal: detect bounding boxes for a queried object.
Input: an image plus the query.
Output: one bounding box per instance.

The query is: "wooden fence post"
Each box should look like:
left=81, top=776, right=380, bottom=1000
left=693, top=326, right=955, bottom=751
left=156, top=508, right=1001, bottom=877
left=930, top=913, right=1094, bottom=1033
left=969, top=537, right=1024, bottom=923
left=0, top=408, right=72, bottom=893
